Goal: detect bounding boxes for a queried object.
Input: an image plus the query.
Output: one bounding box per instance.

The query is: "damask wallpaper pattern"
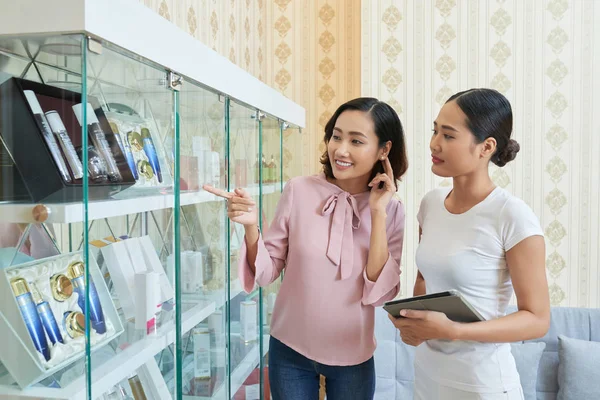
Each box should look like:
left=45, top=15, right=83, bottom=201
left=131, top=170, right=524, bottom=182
left=362, top=0, right=600, bottom=308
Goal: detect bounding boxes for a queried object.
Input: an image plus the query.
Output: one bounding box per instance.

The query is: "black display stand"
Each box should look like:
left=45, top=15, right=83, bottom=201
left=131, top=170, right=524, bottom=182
left=0, top=77, right=135, bottom=202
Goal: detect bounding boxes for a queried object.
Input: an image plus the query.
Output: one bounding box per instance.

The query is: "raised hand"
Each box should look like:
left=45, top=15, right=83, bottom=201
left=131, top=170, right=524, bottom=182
left=202, top=185, right=258, bottom=226
left=368, top=156, right=396, bottom=214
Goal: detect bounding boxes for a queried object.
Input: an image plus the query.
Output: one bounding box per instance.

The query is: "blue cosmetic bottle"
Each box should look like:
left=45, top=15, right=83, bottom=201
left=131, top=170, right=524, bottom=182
left=141, top=128, right=162, bottom=183
left=31, top=284, right=63, bottom=346
left=10, top=278, right=51, bottom=361
left=68, top=261, right=106, bottom=334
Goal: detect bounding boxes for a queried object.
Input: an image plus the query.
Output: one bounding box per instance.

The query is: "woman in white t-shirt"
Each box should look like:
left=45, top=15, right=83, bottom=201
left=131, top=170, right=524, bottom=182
left=389, top=88, right=550, bottom=400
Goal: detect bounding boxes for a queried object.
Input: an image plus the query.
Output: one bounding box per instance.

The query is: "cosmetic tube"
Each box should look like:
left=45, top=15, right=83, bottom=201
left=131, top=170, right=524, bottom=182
left=23, top=91, right=72, bottom=182
left=68, top=261, right=106, bottom=334
left=140, top=128, right=162, bottom=183
left=72, top=103, right=122, bottom=183
left=45, top=111, right=84, bottom=180
left=10, top=278, right=51, bottom=361
left=31, top=284, right=63, bottom=345
left=110, top=122, right=138, bottom=180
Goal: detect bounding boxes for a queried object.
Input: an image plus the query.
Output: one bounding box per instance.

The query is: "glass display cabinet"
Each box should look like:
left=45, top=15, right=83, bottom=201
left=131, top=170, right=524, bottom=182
left=0, top=1, right=305, bottom=399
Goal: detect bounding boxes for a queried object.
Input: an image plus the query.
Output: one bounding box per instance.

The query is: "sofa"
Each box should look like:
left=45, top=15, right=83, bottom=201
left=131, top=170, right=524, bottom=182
left=373, top=306, right=600, bottom=400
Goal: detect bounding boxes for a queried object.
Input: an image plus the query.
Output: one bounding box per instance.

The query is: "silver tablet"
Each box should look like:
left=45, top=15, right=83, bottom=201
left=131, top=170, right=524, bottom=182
left=383, top=290, right=485, bottom=323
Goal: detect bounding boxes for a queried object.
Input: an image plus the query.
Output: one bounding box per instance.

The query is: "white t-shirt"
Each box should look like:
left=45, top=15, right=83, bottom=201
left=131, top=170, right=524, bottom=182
left=414, top=186, right=544, bottom=393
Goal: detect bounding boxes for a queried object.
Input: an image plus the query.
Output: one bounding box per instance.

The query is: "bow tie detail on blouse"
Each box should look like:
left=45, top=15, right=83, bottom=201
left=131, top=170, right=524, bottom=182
left=321, top=192, right=362, bottom=280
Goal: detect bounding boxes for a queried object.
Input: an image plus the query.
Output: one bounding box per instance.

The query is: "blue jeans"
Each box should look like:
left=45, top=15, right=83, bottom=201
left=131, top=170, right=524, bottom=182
left=268, top=336, right=375, bottom=400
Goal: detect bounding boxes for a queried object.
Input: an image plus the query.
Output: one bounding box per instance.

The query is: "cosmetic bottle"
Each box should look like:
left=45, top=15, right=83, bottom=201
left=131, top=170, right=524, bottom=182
left=77, top=145, right=108, bottom=183
left=110, top=122, right=138, bottom=180
left=10, top=278, right=51, bottom=361
left=31, top=283, right=63, bottom=346
left=63, top=311, right=85, bottom=338
left=23, top=91, right=72, bottom=183
left=45, top=110, right=84, bottom=180
left=128, top=374, right=148, bottom=400
left=72, top=103, right=122, bottom=183
left=68, top=261, right=106, bottom=334
left=140, top=128, right=162, bottom=183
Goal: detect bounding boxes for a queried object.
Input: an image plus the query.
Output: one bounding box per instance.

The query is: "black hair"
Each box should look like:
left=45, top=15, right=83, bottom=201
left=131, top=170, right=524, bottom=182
left=320, top=97, right=408, bottom=185
left=446, top=88, right=519, bottom=167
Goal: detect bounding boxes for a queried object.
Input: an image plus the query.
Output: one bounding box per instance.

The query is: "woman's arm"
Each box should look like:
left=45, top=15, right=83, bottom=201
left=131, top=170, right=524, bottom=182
left=362, top=203, right=404, bottom=306
left=452, top=235, right=550, bottom=342
left=413, top=227, right=426, bottom=296
left=365, top=209, right=390, bottom=281
left=392, top=235, right=550, bottom=344
left=243, top=224, right=260, bottom=275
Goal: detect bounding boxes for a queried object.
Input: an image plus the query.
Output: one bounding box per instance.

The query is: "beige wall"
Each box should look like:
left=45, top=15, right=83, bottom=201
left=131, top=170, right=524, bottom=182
left=362, top=0, right=600, bottom=308
left=138, top=0, right=361, bottom=178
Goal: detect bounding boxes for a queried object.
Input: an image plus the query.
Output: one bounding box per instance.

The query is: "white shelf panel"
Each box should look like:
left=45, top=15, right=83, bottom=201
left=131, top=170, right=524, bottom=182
left=0, top=184, right=281, bottom=224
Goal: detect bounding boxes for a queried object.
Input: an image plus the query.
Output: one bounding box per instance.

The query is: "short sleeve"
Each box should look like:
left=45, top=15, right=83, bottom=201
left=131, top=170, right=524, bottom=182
left=417, top=197, right=426, bottom=226
left=500, top=197, right=544, bottom=251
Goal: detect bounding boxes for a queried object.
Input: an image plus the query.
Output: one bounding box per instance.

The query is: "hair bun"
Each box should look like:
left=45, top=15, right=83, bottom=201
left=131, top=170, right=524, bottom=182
left=493, top=139, right=520, bottom=167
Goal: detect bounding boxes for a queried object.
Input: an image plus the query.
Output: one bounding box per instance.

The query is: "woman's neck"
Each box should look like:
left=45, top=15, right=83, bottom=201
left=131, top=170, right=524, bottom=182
left=327, top=175, right=369, bottom=195
left=450, top=170, right=496, bottom=206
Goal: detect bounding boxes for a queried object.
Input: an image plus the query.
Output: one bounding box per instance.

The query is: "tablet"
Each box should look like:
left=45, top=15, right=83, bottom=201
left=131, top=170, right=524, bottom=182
left=383, top=290, right=485, bottom=323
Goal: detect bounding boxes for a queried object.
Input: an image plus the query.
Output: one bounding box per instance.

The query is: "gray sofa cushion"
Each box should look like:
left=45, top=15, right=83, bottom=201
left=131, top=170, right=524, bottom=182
left=557, top=335, right=600, bottom=400
left=511, top=342, right=546, bottom=400
left=509, top=306, right=600, bottom=400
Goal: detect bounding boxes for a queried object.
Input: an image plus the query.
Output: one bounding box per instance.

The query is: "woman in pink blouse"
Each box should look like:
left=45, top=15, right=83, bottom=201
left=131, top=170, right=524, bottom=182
left=204, top=97, right=408, bottom=400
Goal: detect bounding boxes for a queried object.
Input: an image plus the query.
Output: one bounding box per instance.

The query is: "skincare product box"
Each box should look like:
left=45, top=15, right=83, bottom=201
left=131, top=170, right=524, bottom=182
left=192, top=327, right=211, bottom=379
left=101, top=236, right=174, bottom=321
left=0, top=251, right=123, bottom=388
left=240, top=300, right=258, bottom=343
left=134, top=271, right=158, bottom=335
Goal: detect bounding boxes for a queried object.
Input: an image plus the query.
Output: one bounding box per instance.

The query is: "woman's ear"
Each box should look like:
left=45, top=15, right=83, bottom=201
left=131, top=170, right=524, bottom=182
left=481, top=137, right=497, bottom=159
left=380, top=141, right=392, bottom=159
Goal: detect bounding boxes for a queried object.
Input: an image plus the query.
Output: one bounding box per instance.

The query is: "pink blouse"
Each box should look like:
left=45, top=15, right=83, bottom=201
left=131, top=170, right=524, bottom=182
left=239, top=173, right=405, bottom=366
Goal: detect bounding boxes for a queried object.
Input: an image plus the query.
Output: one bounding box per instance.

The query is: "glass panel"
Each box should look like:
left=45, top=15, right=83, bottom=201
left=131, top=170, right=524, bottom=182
left=81, top=39, right=178, bottom=399
left=0, top=33, right=100, bottom=397
left=176, top=79, right=228, bottom=399
left=227, top=101, right=262, bottom=400
left=258, top=116, right=283, bottom=400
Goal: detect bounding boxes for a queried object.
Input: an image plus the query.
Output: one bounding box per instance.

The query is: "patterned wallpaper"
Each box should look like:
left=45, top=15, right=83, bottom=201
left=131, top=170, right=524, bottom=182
left=138, top=0, right=361, bottom=178
left=362, top=0, right=600, bottom=308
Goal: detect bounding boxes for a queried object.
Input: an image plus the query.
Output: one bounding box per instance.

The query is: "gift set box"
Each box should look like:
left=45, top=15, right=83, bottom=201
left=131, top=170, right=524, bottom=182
left=0, top=251, right=124, bottom=388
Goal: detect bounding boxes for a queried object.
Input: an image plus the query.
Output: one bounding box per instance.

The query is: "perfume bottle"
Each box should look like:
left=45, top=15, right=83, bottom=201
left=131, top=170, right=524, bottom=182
left=30, top=283, right=63, bottom=345
left=268, top=154, right=277, bottom=183
left=10, top=278, right=51, bottom=361
left=109, top=122, right=138, bottom=180
left=72, top=103, right=122, bottom=183
left=63, top=311, right=85, bottom=338
left=77, top=145, right=109, bottom=183
left=23, top=91, right=72, bottom=183
left=140, top=128, right=162, bottom=183
left=45, top=110, right=84, bottom=180
left=68, top=261, right=106, bottom=334
left=261, top=153, right=268, bottom=183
